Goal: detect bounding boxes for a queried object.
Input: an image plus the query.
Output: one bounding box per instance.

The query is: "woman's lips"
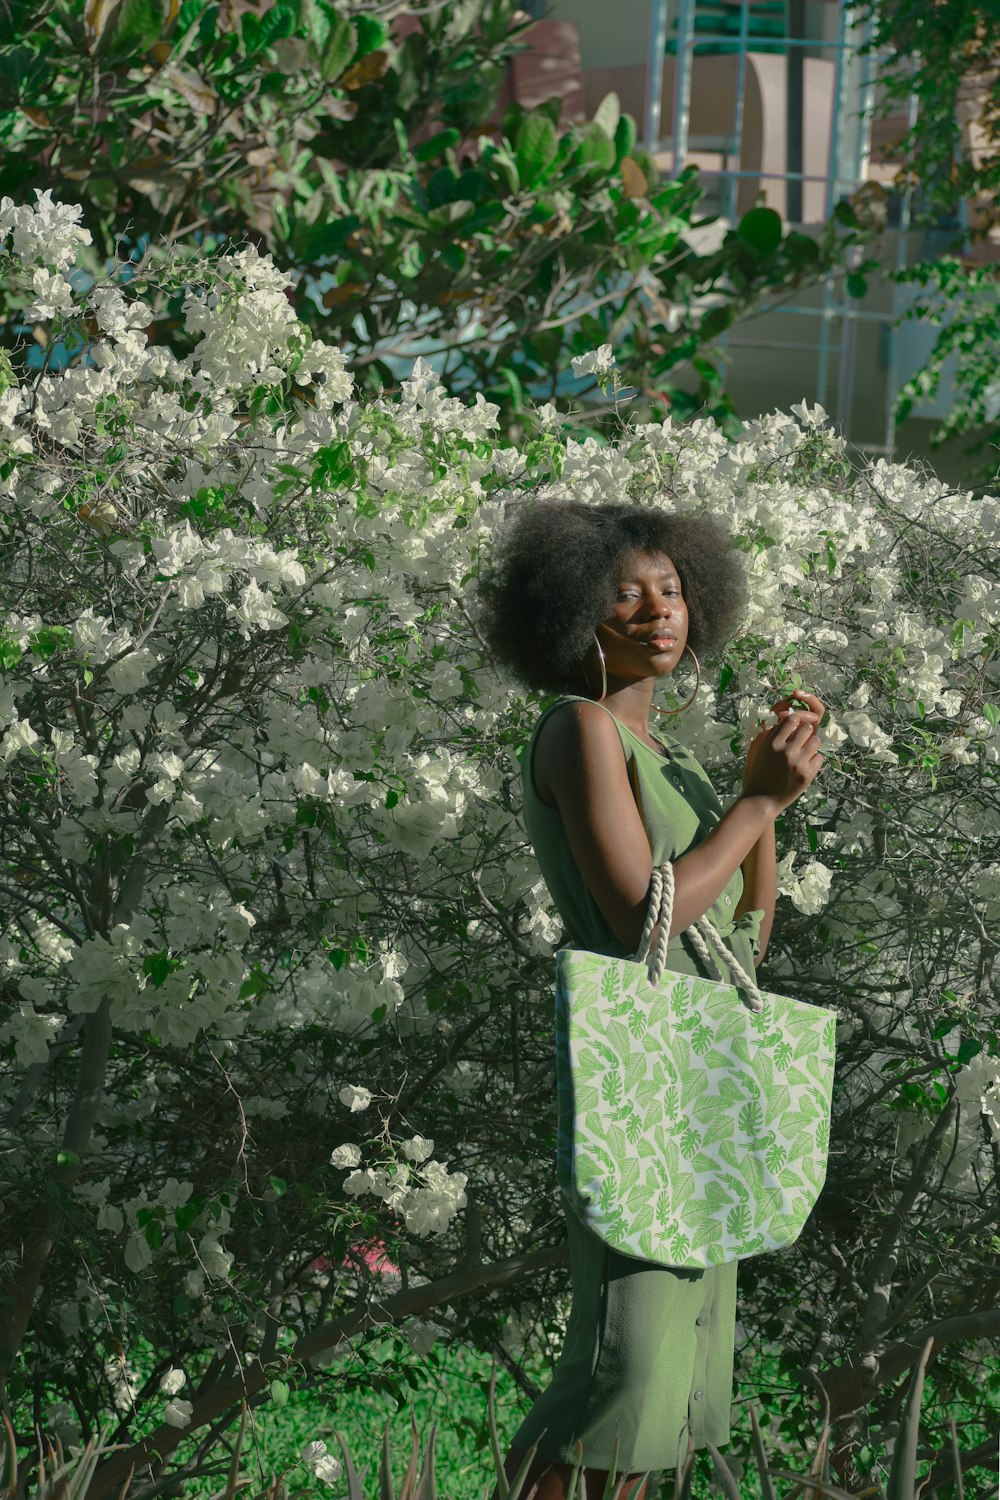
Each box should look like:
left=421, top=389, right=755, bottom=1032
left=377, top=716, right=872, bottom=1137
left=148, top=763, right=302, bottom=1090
left=646, top=636, right=678, bottom=653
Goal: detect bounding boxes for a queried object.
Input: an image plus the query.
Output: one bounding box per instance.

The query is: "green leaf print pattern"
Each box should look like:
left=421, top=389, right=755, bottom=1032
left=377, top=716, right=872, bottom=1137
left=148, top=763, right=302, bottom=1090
left=555, top=950, right=836, bottom=1268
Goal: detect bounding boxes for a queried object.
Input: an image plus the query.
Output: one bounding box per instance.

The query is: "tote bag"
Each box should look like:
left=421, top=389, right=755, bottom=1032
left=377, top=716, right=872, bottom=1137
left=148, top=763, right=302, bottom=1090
left=555, top=863, right=836, bottom=1269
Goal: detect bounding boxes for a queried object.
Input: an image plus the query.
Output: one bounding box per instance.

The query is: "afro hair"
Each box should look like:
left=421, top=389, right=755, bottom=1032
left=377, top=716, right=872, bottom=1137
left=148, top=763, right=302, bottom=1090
left=473, top=499, right=748, bottom=695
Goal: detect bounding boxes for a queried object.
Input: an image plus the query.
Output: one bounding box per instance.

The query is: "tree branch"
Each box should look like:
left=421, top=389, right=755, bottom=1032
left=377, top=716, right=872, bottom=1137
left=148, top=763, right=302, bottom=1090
left=816, top=1307, right=1000, bottom=1420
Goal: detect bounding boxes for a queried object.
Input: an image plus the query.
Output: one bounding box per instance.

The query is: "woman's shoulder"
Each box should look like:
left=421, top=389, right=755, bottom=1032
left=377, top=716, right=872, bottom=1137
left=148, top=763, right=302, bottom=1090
left=530, top=695, right=631, bottom=808
left=534, top=694, right=628, bottom=755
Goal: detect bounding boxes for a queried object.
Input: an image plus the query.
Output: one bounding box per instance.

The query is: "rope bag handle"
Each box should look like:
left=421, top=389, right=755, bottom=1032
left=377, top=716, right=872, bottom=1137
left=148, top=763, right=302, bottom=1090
left=633, top=862, right=765, bottom=1013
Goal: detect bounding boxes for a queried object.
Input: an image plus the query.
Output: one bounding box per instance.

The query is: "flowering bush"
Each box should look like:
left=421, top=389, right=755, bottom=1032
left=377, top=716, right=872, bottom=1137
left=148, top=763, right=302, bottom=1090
left=0, top=193, right=998, bottom=1493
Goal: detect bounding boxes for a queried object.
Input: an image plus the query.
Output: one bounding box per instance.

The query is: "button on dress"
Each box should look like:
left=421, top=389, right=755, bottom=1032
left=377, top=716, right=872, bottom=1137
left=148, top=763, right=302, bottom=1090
left=511, top=693, right=763, bottom=1473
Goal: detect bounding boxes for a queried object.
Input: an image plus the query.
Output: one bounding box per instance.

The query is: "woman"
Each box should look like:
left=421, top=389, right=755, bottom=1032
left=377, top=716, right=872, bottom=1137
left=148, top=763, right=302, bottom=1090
left=476, top=500, right=825, bottom=1499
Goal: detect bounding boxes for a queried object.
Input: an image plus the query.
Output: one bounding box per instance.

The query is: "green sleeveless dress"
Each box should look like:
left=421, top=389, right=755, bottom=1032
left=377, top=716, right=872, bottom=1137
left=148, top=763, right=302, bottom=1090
left=511, top=693, right=763, bottom=1473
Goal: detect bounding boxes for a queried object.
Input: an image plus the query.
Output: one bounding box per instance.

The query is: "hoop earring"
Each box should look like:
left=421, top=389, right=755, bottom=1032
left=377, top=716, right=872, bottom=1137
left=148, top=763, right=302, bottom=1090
left=652, top=644, right=700, bottom=716
left=584, top=631, right=608, bottom=702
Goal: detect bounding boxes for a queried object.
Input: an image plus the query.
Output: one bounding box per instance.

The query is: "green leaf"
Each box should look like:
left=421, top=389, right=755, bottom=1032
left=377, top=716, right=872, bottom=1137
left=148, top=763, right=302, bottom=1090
left=955, top=1038, right=982, bottom=1064
left=415, top=128, right=461, bottom=163
left=354, top=13, right=387, bottom=56
left=426, top=167, right=459, bottom=208
left=175, top=0, right=202, bottom=34
left=0, top=45, right=48, bottom=100
left=515, top=114, right=558, bottom=190
left=269, top=1379, right=290, bottom=1407
left=29, top=625, right=72, bottom=659
left=142, top=951, right=173, bottom=988
left=576, top=124, right=615, bottom=175
left=782, top=230, right=820, bottom=263
left=614, top=113, right=637, bottom=161
left=532, top=97, right=563, bottom=128
left=500, top=101, right=526, bottom=142
left=175, top=1199, right=202, bottom=1230
left=738, top=206, right=783, bottom=254
left=983, top=703, right=1000, bottom=727
left=239, top=965, right=271, bottom=1000
left=256, top=3, right=296, bottom=49
left=700, top=304, right=735, bottom=341
left=440, top=242, right=466, bottom=273
left=580, top=313, right=606, bottom=347
left=834, top=199, right=861, bottom=227
left=846, top=272, right=868, bottom=299
left=94, top=0, right=165, bottom=60
left=398, top=242, right=425, bottom=278
left=499, top=364, right=526, bottom=412
left=592, top=91, right=620, bottom=140
left=312, top=441, right=354, bottom=490
left=319, top=15, right=355, bottom=81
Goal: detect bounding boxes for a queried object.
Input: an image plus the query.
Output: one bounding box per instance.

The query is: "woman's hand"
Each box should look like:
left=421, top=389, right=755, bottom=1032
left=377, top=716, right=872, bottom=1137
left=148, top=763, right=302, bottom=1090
left=742, top=691, right=826, bottom=811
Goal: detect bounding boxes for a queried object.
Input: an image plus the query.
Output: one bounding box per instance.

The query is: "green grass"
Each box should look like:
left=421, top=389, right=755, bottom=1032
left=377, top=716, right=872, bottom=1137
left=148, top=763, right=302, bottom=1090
left=178, top=1336, right=534, bottom=1498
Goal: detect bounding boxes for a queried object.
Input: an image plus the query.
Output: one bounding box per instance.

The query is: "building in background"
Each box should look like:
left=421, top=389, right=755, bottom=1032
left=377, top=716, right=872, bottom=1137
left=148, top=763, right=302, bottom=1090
left=510, top=0, right=993, bottom=474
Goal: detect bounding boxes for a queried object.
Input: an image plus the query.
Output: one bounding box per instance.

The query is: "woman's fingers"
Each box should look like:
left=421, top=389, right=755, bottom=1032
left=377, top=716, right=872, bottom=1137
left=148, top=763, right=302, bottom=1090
left=771, top=717, right=825, bottom=787
left=771, top=712, right=819, bottom=751
left=771, top=691, right=827, bottom=723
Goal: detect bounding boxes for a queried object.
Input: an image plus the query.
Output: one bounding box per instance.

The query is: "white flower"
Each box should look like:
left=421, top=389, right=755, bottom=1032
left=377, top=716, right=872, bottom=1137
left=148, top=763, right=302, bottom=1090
left=790, top=399, right=828, bottom=428
left=198, top=1235, right=233, bottom=1280
left=401, top=1135, right=434, bottom=1163
left=841, top=709, right=896, bottom=759
left=71, top=609, right=131, bottom=664
left=303, top=1440, right=342, bottom=1485
left=369, top=1163, right=411, bottom=1211
left=159, top=1368, right=186, bottom=1396
left=164, top=1398, right=194, bottom=1428
left=777, top=853, right=834, bottom=915
left=226, top=579, right=288, bottom=637
left=296, top=342, right=353, bottom=406
left=0, top=720, right=39, bottom=764
left=183, top=245, right=299, bottom=390
left=2, top=1001, right=60, bottom=1066
left=1, top=189, right=92, bottom=268
left=107, top=649, right=156, bottom=695
left=570, top=344, right=615, bottom=378
left=151, top=520, right=203, bottom=576
left=24, top=268, right=75, bottom=322
left=124, top=1233, right=153, bottom=1273
left=330, top=1143, right=362, bottom=1168
left=339, top=1084, right=372, bottom=1113
left=96, top=1202, right=124, bottom=1233
left=90, top=287, right=153, bottom=338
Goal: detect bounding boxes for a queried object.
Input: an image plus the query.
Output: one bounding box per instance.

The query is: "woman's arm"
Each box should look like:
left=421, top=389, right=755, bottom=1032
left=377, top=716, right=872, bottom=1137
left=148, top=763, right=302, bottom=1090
left=536, top=700, right=821, bottom=953
left=734, top=823, right=776, bottom=965
left=733, top=694, right=826, bottom=964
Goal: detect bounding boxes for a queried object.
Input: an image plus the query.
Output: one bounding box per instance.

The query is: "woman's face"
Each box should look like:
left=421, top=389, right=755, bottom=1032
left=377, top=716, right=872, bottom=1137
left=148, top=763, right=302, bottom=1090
left=594, top=548, right=689, bottom=684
